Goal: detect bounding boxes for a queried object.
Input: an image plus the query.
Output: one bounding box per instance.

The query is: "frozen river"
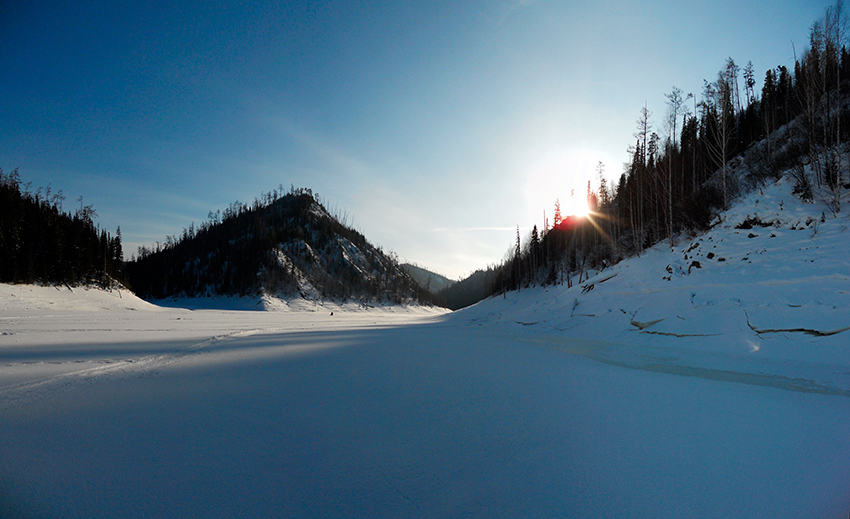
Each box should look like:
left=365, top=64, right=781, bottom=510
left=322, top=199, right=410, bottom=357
left=1, top=303, right=849, bottom=518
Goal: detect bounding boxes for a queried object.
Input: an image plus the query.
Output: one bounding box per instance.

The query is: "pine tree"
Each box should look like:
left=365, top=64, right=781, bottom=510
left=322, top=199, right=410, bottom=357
left=515, top=225, right=522, bottom=290
left=761, top=68, right=776, bottom=169
left=530, top=225, right=540, bottom=279
left=553, top=199, right=562, bottom=228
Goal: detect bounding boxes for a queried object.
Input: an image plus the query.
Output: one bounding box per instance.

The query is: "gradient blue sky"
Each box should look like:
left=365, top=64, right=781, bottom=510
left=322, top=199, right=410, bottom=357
left=1, top=0, right=829, bottom=279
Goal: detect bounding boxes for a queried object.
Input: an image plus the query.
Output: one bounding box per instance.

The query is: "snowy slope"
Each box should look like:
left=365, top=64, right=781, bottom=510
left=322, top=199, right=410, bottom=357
left=0, top=282, right=159, bottom=312
left=462, top=176, right=850, bottom=398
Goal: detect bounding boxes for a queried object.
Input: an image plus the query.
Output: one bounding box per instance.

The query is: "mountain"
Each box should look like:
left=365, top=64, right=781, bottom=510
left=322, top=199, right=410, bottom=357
left=401, top=263, right=455, bottom=293
left=436, top=267, right=500, bottom=310
left=125, top=189, right=438, bottom=306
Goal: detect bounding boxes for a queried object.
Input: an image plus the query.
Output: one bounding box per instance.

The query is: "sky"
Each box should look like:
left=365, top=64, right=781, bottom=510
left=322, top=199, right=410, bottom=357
left=0, top=0, right=831, bottom=280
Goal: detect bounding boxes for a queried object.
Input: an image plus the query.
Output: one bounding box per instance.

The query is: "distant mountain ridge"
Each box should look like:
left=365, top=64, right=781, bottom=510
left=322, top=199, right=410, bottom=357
left=125, top=189, right=438, bottom=306
left=401, top=263, right=455, bottom=293
left=436, top=268, right=500, bottom=310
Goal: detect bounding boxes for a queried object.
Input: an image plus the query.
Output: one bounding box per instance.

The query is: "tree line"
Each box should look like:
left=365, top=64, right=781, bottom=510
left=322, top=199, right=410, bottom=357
left=488, top=2, right=849, bottom=296
left=0, top=168, right=123, bottom=285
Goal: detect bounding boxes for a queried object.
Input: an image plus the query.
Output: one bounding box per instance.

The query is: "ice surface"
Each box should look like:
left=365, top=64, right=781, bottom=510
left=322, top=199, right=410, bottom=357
left=1, top=178, right=850, bottom=518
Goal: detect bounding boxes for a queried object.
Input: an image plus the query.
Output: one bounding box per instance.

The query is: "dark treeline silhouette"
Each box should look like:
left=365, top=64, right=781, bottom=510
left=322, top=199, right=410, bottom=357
left=125, top=186, right=437, bottom=305
left=437, top=267, right=501, bottom=310
left=0, top=168, right=123, bottom=285
left=466, top=3, right=849, bottom=304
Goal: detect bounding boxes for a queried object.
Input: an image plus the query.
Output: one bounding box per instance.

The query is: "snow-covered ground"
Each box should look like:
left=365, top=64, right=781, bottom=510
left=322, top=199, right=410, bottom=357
left=1, top=177, right=849, bottom=518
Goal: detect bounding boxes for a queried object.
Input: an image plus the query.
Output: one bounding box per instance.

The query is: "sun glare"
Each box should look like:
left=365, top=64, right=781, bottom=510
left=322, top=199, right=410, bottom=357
left=565, top=196, right=589, bottom=218
left=524, top=147, right=602, bottom=226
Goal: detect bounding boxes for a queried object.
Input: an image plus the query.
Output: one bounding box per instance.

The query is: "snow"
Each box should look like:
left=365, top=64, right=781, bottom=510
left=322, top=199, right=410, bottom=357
left=2, top=176, right=850, bottom=518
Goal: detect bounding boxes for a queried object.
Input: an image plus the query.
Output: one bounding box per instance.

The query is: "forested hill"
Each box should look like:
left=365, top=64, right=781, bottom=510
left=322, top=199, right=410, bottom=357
left=401, top=263, right=455, bottom=293
left=125, top=188, right=436, bottom=305
left=454, top=3, right=850, bottom=306
left=0, top=168, right=124, bottom=286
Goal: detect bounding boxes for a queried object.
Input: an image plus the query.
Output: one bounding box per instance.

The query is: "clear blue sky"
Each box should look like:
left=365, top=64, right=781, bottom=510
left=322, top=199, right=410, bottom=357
left=1, top=0, right=829, bottom=280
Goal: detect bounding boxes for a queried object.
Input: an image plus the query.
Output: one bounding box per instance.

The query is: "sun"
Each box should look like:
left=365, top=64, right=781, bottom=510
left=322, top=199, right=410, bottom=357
left=564, top=194, right=589, bottom=218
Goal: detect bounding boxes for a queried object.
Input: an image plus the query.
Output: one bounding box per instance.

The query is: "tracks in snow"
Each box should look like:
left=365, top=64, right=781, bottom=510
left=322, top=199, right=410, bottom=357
left=0, top=328, right=272, bottom=410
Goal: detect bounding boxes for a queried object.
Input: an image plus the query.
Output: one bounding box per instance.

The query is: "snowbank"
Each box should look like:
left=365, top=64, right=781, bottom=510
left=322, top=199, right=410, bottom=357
left=0, top=282, right=159, bottom=313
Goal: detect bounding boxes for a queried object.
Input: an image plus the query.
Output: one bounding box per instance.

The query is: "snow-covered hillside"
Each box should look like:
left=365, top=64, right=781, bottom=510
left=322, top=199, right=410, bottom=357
left=1, top=175, right=849, bottom=518
left=465, top=176, right=850, bottom=397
